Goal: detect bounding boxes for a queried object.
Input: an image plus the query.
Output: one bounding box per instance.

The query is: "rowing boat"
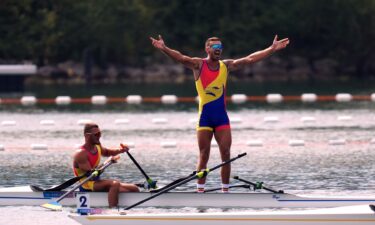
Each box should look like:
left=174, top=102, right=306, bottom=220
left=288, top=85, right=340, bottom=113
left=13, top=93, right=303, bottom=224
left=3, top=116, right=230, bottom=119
left=69, top=204, right=375, bottom=225
left=1, top=185, right=375, bottom=208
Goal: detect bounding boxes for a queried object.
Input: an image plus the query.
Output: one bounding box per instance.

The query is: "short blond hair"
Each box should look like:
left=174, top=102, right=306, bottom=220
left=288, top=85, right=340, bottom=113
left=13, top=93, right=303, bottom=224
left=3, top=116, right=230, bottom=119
left=84, top=123, right=99, bottom=134
left=205, top=37, right=221, bottom=48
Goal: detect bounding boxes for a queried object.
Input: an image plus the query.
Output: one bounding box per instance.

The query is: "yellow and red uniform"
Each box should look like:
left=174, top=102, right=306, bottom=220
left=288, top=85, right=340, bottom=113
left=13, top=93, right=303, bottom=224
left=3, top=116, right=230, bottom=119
left=73, top=145, right=102, bottom=191
left=195, top=59, right=230, bottom=131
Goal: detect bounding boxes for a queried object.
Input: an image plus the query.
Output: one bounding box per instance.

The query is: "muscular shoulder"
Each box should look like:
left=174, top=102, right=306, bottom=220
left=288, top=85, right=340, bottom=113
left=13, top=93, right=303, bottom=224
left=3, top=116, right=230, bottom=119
left=222, top=59, right=235, bottom=70
left=190, top=57, right=204, bottom=71
left=74, top=149, right=88, bottom=164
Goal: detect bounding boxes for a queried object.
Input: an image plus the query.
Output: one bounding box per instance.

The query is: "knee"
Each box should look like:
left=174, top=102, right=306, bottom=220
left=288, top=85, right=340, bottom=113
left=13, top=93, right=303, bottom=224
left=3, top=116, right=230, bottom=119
left=111, top=180, right=120, bottom=189
left=199, top=151, right=210, bottom=162
left=220, top=150, right=230, bottom=160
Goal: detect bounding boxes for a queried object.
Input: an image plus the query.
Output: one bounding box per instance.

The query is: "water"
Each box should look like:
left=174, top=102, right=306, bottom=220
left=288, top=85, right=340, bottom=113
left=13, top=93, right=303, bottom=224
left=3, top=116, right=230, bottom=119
left=1, top=82, right=375, bottom=224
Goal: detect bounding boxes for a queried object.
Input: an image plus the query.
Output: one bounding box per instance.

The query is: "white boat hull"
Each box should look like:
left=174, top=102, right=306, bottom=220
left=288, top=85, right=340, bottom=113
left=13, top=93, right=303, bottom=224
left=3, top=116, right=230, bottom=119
left=1, top=186, right=375, bottom=209
left=69, top=205, right=375, bottom=225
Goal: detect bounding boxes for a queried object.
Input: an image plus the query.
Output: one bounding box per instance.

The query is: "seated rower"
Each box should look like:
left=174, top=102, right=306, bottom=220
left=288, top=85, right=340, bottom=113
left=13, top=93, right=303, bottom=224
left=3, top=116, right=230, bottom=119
left=73, top=123, right=139, bottom=208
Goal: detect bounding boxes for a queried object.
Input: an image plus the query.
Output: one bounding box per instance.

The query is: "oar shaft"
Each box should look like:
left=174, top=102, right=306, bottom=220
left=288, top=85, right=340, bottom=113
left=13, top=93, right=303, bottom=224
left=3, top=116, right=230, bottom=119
left=126, top=152, right=150, bottom=180
left=55, top=160, right=114, bottom=203
left=124, top=153, right=247, bottom=210
left=125, top=174, right=197, bottom=210
left=210, top=153, right=247, bottom=171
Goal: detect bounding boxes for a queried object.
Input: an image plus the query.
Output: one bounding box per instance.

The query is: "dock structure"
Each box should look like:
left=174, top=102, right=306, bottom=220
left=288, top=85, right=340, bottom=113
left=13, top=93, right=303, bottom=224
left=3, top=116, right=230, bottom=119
left=0, top=65, right=37, bottom=92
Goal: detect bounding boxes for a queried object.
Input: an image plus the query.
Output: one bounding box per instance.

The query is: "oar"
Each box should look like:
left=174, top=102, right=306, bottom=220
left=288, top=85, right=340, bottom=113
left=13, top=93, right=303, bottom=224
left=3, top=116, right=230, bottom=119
left=121, top=144, right=157, bottom=189
left=233, top=176, right=284, bottom=193
left=124, top=152, right=247, bottom=210
left=149, top=173, right=195, bottom=193
left=41, top=155, right=119, bottom=211
left=30, top=174, right=87, bottom=192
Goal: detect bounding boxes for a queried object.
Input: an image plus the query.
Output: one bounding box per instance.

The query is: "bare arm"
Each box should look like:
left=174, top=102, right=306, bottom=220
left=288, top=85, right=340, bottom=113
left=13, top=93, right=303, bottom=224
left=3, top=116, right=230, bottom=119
left=150, top=35, right=201, bottom=70
left=74, top=151, right=93, bottom=172
left=101, top=143, right=129, bottom=157
left=224, top=35, right=289, bottom=71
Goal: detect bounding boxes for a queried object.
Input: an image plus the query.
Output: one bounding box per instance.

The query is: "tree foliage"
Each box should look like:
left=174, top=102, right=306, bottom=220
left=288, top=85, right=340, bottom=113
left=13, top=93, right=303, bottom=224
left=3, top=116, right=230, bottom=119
left=0, top=0, right=374, bottom=77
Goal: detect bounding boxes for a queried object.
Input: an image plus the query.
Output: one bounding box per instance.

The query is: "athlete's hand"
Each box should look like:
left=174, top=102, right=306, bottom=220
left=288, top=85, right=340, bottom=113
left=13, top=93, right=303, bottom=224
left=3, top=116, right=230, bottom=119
left=150, top=35, right=165, bottom=50
left=271, top=35, right=289, bottom=51
left=119, top=143, right=129, bottom=153
left=110, top=155, right=121, bottom=163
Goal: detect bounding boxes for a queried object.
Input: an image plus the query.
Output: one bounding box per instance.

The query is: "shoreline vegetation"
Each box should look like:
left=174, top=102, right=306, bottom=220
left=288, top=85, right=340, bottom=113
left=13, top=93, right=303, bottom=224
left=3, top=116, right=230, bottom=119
left=1, top=1, right=375, bottom=86
left=25, top=56, right=375, bottom=86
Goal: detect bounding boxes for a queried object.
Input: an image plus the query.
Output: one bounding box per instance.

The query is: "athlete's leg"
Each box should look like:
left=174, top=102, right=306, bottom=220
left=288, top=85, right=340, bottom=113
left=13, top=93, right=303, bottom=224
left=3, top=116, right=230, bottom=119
left=197, top=129, right=214, bottom=185
left=214, top=128, right=232, bottom=185
left=93, top=179, right=121, bottom=207
left=119, top=183, right=140, bottom=192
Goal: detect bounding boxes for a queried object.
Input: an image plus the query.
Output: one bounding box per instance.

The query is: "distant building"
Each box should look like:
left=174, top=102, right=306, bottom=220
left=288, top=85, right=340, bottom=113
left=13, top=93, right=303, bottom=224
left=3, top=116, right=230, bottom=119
left=0, top=65, right=37, bottom=92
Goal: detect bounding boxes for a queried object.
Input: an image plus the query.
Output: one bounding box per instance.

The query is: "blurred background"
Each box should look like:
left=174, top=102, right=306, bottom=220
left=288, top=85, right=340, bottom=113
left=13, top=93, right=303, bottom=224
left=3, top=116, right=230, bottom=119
left=0, top=0, right=375, bottom=98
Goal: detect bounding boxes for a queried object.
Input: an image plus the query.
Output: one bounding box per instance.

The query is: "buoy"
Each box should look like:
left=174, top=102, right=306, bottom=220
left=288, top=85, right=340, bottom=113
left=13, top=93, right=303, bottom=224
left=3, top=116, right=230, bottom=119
left=266, top=94, right=283, bottom=103
left=77, top=119, right=93, bottom=125
left=114, top=119, right=129, bottom=124
left=230, top=117, right=242, bottom=124
left=122, top=142, right=135, bottom=148
left=288, top=140, right=305, bottom=146
left=21, top=96, right=37, bottom=106
left=371, top=93, right=375, bottom=102
left=161, top=95, right=178, bottom=104
left=160, top=141, right=177, bottom=148
left=1, top=120, right=16, bottom=126
left=335, top=93, right=352, bottom=102
left=189, top=118, right=198, bottom=124
left=55, top=96, right=71, bottom=105
left=246, top=140, right=263, bottom=147
left=91, top=95, right=107, bottom=105
left=263, top=116, right=279, bottom=123
left=126, top=95, right=142, bottom=104
left=31, top=144, right=48, bottom=150
left=231, top=94, right=247, bottom=104
left=329, top=139, right=346, bottom=145
left=300, top=117, right=316, bottom=123
left=152, top=118, right=168, bottom=124
left=337, top=116, right=352, bottom=121
left=40, top=120, right=55, bottom=126
left=301, top=93, right=317, bottom=102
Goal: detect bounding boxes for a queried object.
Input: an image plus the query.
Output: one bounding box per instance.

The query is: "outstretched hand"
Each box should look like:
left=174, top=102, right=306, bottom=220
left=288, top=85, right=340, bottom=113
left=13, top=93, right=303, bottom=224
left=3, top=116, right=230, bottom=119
left=150, top=35, right=165, bottom=50
left=271, top=35, right=290, bottom=51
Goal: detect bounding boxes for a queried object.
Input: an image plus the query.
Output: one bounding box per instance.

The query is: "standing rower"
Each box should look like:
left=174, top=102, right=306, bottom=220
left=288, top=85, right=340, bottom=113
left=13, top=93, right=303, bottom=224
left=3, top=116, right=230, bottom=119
left=150, top=35, right=289, bottom=192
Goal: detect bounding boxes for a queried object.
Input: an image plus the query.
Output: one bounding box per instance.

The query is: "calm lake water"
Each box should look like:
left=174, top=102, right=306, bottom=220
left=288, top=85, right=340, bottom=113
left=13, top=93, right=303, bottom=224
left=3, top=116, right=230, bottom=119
left=1, top=82, right=375, bottom=225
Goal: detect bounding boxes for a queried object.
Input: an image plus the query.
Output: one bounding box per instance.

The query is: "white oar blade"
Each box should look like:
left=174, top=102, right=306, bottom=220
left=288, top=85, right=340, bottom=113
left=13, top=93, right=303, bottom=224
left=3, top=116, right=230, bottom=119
left=41, top=201, right=62, bottom=211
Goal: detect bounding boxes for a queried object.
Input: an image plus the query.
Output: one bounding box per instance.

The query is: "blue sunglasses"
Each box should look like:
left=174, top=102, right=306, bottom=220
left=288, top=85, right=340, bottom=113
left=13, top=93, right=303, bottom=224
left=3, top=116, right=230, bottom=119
left=211, top=44, right=223, bottom=50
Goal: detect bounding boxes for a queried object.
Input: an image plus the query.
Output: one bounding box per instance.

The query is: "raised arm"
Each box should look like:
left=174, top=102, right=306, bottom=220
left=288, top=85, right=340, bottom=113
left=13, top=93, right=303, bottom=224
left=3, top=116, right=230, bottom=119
left=224, top=35, right=289, bottom=71
left=150, top=35, right=201, bottom=70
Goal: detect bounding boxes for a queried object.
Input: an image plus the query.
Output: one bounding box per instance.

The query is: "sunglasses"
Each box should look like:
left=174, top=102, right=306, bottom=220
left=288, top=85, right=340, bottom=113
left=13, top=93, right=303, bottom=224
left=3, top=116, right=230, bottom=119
left=210, top=44, right=223, bottom=50
left=86, top=132, right=101, bottom=137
